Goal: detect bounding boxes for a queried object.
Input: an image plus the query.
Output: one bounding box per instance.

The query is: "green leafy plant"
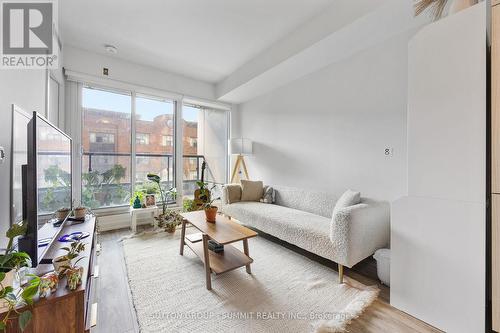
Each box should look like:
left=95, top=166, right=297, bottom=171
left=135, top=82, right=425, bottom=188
left=147, top=173, right=176, bottom=215
left=0, top=223, right=39, bottom=331
left=196, top=182, right=220, bottom=209
left=0, top=222, right=30, bottom=272
left=56, top=238, right=86, bottom=262
left=182, top=198, right=197, bottom=212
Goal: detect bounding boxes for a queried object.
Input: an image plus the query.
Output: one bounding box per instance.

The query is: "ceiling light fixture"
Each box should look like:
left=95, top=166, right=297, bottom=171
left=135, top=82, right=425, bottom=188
left=104, top=44, right=118, bottom=54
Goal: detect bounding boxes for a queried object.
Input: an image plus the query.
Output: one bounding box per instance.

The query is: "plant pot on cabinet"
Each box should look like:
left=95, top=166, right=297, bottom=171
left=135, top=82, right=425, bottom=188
left=204, top=206, right=218, bottom=223
left=52, top=256, right=70, bottom=275
left=66, top=266, right=83, bottom=290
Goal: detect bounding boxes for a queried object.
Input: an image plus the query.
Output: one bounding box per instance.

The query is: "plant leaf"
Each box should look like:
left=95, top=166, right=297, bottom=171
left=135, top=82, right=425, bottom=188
left=18, top=311, right=32, bottom=331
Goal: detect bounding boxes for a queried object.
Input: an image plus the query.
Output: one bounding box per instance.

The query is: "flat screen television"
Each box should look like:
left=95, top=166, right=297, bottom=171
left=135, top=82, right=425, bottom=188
left=16, top=111, right=72, bottom=266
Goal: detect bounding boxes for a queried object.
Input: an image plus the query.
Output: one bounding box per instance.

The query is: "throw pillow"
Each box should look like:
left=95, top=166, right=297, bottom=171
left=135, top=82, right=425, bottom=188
left=260, top=185, right=275, bottom=204
left=333, top=189, right=361, bottom=212
left=240, top=180, right=264, bottom=202
left=224, top=184, right=242, bottom=204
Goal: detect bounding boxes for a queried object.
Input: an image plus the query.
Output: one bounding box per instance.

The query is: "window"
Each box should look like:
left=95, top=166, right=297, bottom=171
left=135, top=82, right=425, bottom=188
left=189, top=137, right=197, bottom=148
left=162, top=135, right=173, bottom=147
left=79, top=84, right=229, bottom=210
left=182, top=104, right=228, bottom=197
left=134, top=95, right=175, bottom=202
left=90, top=132, right=115, bottom=144
left=135, top=133, right=150, bottom=145
left=82, top=87, right=132, bottom=209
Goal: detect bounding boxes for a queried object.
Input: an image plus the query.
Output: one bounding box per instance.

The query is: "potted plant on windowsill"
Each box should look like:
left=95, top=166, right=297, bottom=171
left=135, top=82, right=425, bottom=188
left=63, top=257, right=85, bottom=291
left=197, top=182, right=220, bottom=223
left=147, top=174, right=182, bottom=233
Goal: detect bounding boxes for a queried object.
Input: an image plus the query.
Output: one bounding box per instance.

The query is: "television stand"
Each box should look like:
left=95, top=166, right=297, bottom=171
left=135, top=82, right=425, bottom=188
left=1, top=215, right=98, bottom=332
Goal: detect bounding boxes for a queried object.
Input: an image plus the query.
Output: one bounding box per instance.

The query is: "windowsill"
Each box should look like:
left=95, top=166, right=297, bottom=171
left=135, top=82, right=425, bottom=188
left=90, top=203, right=180, bottom=217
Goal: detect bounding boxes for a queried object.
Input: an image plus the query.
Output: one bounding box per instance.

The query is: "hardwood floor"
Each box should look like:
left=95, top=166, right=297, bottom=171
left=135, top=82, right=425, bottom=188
left=92, top=226, right=441, bottom=333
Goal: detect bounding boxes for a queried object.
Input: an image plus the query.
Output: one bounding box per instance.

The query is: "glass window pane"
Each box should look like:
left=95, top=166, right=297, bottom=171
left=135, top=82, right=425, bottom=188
left=182, top=105, right=228, bottom=198
left=82, top=87, right=132, bottom=209
left=134, top=95, right=175, bottom=203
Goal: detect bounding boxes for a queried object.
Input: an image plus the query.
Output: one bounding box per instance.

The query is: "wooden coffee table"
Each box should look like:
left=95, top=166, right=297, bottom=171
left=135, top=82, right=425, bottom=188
left=179, top=211, right=258, bottom=290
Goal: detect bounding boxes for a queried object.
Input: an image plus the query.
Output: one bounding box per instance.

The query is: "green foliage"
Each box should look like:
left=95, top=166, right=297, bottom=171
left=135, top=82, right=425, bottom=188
left=196, top=182, right=220, bottom=209
left=182, top=198, right=197, bottom=212
left=57, top=238, right=86, bottom=261
left=0, top=224, right=39, bottom=332
left=82, top=164, right=130, bottom=208
left=155, top=209, right=183, bottom=231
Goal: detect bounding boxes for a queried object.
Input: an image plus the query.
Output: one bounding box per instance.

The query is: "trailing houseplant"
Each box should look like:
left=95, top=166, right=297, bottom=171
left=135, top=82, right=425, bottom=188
left=0, top=222, right=40, bottom=331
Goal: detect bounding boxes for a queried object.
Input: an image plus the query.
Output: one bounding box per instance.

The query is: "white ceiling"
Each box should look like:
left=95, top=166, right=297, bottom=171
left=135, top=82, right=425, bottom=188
left=61, top=0, right=333, bottom=83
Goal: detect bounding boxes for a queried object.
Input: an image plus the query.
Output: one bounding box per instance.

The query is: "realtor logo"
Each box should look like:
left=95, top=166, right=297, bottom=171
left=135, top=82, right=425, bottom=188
left=1, top=0, right=58, bottom=69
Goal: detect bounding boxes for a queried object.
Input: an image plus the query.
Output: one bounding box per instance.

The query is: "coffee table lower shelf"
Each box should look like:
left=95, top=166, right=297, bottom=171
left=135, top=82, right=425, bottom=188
left=185, top=239, right=253, bottom=275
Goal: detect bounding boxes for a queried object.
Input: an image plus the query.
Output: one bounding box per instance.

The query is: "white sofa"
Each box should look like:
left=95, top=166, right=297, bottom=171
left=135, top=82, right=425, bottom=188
left=221, top=185, right=390, bottom=282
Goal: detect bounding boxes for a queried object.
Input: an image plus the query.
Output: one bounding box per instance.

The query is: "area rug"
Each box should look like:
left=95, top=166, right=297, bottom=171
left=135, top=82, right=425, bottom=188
left=121, top=231, right=378, bottom=333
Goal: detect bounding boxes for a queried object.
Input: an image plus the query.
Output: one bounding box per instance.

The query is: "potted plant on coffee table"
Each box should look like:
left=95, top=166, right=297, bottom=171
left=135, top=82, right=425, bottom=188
left=197, top=182, right=220, bottom=223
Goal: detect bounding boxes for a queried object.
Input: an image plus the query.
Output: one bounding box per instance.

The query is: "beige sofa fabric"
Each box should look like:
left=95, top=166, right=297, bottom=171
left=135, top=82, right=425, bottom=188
left=241, top=180, right=264, bottom=202
left=224, top=184, right=242, bottom=204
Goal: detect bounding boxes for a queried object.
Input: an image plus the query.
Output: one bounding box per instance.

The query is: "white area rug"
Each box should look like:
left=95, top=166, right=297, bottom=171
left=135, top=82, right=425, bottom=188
left=122, top=231, right=378, bottom=333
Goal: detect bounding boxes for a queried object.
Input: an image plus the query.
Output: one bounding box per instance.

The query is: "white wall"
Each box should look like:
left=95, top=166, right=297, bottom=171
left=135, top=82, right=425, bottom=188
left=63, top=46, right=215, bottom=100
left=233, top=32, right=411, bottom=201
left=0, top=70, right=47, bottom=247
left=391, top=4, right=486, bottom=332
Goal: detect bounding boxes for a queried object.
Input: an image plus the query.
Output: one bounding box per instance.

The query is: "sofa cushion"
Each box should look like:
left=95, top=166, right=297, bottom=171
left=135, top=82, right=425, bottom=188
left=273, top=186, right=337, bottom=218
left=222, top=202, right=340, bottom=263
left=260, top=185, right=275, bottom=203
left=224, top=184, right=242, bottom=204
left=241, top=180, right=264, bottom=202
left=333, top=189, right=360, bottom=212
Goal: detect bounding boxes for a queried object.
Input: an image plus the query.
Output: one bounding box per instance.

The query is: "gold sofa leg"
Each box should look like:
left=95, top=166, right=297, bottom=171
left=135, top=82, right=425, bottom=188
left=338, top=264, right=344, bottom=284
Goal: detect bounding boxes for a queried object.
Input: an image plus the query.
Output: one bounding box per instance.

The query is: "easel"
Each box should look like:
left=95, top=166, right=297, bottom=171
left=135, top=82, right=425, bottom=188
left=230, top=154, right=249, bottom=183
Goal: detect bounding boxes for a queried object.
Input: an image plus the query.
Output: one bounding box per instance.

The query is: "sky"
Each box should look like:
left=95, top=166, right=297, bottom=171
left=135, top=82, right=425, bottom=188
left=82, top=87, right=199, bottom=122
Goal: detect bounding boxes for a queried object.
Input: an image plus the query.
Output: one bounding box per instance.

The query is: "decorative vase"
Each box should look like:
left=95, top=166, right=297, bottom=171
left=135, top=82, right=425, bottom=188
left=204, top=206, right=218, bottom=223
left=39, top=272, right=59, bottom=298
left=66, top=266, right=83, bottom=291
left=52, top=256, right=70, bottom=275
left=448, top=0, right=477, bottom=15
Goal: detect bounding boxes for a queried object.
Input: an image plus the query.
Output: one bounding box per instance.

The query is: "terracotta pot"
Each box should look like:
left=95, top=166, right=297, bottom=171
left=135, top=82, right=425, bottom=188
left=52, top=256, right=70, bottom=275
left=56, top=208, right=70, bottom=220
left=204, top=206, right=218, bottom=223
left=74, top=207, right=87, bottom=219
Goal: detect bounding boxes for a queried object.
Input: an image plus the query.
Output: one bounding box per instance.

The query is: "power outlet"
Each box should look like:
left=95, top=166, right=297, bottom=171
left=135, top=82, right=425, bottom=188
left=0, top=146, right=5, bottom=164
left=384, top=147, right=394, bottom=157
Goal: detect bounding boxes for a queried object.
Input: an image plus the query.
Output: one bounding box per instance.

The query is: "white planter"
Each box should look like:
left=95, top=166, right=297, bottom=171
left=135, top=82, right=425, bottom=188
left=52, top=256, right=70, bottom=274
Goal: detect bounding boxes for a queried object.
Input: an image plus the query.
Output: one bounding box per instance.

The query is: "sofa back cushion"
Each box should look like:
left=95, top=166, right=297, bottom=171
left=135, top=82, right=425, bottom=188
left=273, top=185, right=337, bottom=218
left=224, top=184, right=242, bottom=204
left=241, top=180, right=264, bottom=202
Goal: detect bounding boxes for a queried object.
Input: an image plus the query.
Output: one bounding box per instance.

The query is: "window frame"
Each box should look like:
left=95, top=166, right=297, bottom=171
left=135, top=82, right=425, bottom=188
left=79, top=83, right=182, bottom=213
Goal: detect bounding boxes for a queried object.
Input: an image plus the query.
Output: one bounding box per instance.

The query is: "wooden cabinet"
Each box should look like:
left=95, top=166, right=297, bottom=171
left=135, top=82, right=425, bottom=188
left=0, top=217, right=98, bottom=332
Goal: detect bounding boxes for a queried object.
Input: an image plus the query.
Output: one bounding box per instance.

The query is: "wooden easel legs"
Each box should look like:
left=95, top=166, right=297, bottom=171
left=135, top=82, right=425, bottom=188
left=230, top=154, right=249, bottom=183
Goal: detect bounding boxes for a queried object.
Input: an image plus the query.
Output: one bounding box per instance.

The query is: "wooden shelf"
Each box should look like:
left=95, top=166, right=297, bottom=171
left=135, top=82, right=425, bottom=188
left=185, top=239, right=253, bottom=275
